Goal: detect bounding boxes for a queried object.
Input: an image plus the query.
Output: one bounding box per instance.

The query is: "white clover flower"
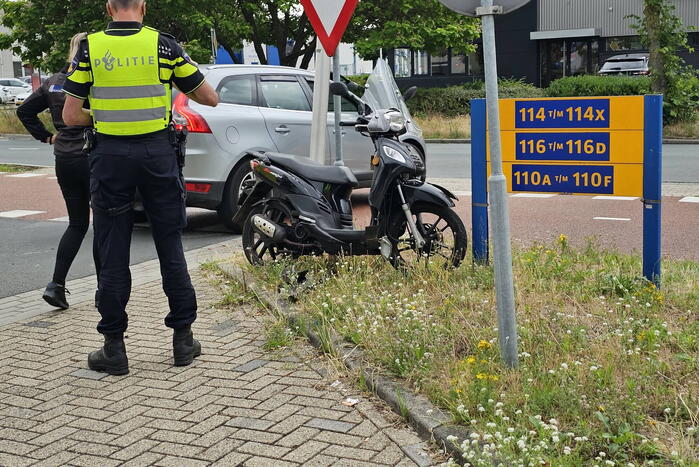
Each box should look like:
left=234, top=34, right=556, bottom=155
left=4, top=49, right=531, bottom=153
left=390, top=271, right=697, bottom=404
left=560, top=363, right=569, bottom=370
left=515, top=409, right=523, bottom=415
left=590, top=365, right=598, bottom=371
left=563, top=446, right=572, bottom=455
left=663, top=407, right=672, bottom=414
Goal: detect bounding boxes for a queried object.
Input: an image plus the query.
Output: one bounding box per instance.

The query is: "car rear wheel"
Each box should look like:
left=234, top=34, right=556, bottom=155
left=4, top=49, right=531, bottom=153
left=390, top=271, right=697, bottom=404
left=218, top=162, right=254, bottom=233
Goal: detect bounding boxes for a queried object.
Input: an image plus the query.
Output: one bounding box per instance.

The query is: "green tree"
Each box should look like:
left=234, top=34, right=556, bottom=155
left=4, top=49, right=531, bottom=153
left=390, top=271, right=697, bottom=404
left=630, top=0, right=698, bottom=122
left=0, top=0, right=480, bottom=72
left=0, top=0, right=220, bottom=72
left=346, top=0, right=481, bottom=59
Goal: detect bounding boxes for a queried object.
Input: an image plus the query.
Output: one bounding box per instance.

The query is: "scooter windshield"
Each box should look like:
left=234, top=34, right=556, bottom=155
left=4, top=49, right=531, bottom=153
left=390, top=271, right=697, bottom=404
left=363, top=59, right=421, bottom=132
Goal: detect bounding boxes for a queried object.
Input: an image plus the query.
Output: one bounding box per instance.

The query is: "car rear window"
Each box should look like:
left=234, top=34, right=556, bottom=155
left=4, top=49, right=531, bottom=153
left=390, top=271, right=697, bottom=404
left=260, top=80, right=311, bottom=112
left=601, top=59, right=647, bottom=71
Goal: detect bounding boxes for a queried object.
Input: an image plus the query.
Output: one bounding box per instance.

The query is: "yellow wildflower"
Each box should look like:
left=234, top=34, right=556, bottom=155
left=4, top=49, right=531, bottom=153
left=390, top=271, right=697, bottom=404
left=466, top=356, right=477, bottom=364
left=476, top=373, right=487, bottom=380
left=478, top=340, right=492, bottom=350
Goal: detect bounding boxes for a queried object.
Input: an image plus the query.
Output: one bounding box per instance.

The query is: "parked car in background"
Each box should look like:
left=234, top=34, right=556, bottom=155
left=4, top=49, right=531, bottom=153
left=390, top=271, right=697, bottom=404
left=0, top=78, right=31, bottom=102
left=174, top=63, right=426, bottom=231
left=13, top=90, right=32, bottom=106
left=598, top=54, right=650, bottom=76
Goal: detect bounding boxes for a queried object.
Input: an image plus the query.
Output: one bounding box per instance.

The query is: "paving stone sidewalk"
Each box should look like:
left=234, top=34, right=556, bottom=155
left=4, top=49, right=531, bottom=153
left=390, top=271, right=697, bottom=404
left=0, top=264, right=441, bottom=466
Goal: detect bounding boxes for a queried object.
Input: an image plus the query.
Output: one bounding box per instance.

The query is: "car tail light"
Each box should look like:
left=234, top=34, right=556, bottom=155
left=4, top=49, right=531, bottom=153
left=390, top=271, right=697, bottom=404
left=185, top=183, right=212, bottom=193
left=173, top=93, right=212, bottom=134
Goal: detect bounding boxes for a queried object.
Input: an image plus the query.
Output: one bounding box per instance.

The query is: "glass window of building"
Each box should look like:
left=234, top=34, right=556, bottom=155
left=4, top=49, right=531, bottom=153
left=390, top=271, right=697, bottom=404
left=431, top=50, right=449, bottom=75
left=606, top=36, right=644, bottom=52
left=590, top=40, right=600, bottom=73
left=451, top=52, right=467, bottom=74
left=394, top=48, right=412, bottom=78
left=569, top=41, right=588, bottom=76
left=468, top=50, right=483, bottom=75
left=549, top=40, right=566, bottom=81
left=414, top=50, right=429, bottom=75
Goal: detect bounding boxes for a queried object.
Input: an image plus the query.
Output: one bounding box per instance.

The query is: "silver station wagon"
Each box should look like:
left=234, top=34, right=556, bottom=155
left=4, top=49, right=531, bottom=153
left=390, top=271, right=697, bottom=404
left=172, top=62, right=426, bottom=231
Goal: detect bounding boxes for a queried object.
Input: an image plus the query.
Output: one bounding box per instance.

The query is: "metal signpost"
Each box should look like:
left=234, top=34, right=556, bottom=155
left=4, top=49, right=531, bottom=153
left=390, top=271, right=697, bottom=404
left=438, top=0, right=531, bottom=369
left=471, top=95, right=664, bottom=285
left=300, top=0, right=359, bottom=165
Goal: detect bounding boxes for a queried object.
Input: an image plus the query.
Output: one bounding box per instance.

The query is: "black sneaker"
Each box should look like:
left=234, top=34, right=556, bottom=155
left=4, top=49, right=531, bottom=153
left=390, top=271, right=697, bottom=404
left=88, top=333, right=129, bottom=376
left=173, top=326, right=201, bottom=367
left=42, top=282, right=69, bottom=310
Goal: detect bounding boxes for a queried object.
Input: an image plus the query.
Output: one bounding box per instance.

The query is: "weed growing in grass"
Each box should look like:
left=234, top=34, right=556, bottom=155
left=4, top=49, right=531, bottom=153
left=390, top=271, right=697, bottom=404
left=263, top=319, right=294, bottom=351
left=248, top=241, right=698, bottom=464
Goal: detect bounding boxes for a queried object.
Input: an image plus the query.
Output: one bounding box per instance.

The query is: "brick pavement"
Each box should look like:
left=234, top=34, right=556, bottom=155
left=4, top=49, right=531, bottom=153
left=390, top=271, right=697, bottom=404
left=0, top=258, right=440, bottom=466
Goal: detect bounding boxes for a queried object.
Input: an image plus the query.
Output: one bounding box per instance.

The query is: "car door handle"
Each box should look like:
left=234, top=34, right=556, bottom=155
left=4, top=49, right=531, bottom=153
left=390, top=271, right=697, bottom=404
left=275, top=125, right=290, bottom=134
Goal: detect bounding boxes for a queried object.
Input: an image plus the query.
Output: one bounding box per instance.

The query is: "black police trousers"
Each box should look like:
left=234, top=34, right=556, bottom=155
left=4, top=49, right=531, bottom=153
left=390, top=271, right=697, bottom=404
left=90, top=129, right=196, bottom=335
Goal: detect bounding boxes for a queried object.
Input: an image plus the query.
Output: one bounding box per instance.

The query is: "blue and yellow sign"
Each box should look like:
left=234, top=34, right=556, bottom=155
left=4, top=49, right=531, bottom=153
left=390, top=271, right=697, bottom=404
left=486, top=96, right=646, bottom=197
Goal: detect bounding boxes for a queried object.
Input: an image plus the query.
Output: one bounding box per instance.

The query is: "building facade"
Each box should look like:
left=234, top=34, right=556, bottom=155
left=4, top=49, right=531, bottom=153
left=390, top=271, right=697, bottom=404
left=389, top=0, right=699, bottom=88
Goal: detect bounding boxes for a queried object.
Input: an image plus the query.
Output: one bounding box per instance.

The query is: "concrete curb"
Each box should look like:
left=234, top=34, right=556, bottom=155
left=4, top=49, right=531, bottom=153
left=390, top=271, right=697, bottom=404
left=218, top=262, right=470, bottom=464
left=0, top=133, right=34, bottom=140
left=425, top=138, right=699, bottom=145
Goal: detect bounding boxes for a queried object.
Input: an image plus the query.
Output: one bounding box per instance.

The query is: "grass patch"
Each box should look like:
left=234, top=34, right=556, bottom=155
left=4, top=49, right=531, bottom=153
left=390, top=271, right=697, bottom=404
left=414, top=114, right=470, bottom=140
left=245, top=239, right=699, bottom=465
left=0, top=164, right=39, bottom=173
left=0, top=108, right=54, bottom=135
left=666, top=119, right=699, bottom=139
left=263, top=319, right=295, bottom=351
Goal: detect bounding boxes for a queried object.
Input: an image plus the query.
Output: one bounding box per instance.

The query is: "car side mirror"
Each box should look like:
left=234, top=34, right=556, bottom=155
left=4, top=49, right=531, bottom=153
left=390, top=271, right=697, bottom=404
left=330, top=82, right=350, bottom=98
left=403, top=86, right=418, bottom=102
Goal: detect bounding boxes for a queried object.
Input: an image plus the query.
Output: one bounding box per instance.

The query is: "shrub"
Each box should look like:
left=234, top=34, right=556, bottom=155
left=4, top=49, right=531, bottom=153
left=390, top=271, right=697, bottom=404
left=547, top=74, right=698, bottom=124
left=409, top=78, right=545, bottom=117
left=546, top=75, right=652, bottom=98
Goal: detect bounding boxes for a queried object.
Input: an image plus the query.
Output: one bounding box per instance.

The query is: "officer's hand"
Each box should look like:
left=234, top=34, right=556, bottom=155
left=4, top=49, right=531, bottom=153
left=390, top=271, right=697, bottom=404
left=50, top=135, right=57, bottom=145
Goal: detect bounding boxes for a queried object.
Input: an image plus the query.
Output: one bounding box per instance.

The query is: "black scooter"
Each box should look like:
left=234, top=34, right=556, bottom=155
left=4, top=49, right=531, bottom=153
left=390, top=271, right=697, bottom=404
left=233, top=82, right=467, bottom=269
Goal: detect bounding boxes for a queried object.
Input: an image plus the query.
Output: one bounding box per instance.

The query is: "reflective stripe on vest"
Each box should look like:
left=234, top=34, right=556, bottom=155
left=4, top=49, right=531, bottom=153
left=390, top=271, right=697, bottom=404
left=88, top=27, right=171, bottom=136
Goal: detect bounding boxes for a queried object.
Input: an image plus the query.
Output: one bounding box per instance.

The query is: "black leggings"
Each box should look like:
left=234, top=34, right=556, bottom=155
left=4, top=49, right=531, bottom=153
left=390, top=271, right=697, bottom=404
left=53, top=156, right=100, bottom=285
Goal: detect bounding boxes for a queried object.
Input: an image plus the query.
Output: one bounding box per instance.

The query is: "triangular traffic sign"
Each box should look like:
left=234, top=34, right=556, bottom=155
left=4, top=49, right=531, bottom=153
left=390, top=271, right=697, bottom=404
left=300, top=0, right=359, bottom=57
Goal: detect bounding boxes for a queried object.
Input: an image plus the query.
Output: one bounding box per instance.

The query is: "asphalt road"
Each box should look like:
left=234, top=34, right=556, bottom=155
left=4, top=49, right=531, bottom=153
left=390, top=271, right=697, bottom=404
left=1, top=138, right=697, bottom=182
left=0, top=212, right=232, bottom=298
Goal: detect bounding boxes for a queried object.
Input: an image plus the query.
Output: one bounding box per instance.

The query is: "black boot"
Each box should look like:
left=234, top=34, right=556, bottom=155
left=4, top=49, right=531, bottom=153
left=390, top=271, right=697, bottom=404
left=88, top=333, right=129, bottom=375
left=42, top=282, right=69, bottom=310
left=173, top=326, right=201, bottom=367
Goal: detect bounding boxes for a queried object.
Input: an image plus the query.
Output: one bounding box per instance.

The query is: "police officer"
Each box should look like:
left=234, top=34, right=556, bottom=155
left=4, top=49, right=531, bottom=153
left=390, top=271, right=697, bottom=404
left=63, top=0, right=219, bottom=375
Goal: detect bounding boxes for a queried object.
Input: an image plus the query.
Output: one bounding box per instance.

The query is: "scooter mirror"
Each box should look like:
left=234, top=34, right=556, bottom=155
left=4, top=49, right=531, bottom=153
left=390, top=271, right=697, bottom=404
left=330, top=82, right=350, bottom=98
left=403, top=86, right=418, bottom=102
left=345, top=80, right=363, bottom=93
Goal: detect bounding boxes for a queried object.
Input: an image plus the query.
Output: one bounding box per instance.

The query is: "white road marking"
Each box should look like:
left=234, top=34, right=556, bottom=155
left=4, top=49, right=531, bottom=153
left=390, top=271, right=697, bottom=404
left=49, top=216, right=70, bottom=222
left=679, top=196, right=699, bottom=203
left=593, top=216, right=631, bottom=222
left=7, top=173, right=44, bottom=178
left=0, top=210, right=45, bottom=218
left=0, top=172, right=5, bottom=175
left=593, top=196, right=639, bottom=201
left=48, top=177, right=58, bottom=180
left=453, top=191, right=472, bottom=196
left=511, top=193, right=557, bottom=198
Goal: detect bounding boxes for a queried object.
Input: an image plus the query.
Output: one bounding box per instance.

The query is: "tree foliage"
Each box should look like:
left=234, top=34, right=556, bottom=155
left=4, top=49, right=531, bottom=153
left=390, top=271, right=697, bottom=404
left=630, top=0, right=698, bottom=122
left=0, top=0, right=480, bottom=73
left=346, top=0, right=480, bottom=59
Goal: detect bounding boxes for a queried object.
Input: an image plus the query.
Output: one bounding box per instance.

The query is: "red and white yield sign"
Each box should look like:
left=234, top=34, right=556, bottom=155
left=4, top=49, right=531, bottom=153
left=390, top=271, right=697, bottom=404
left=300, top=0, right=359, bottom=56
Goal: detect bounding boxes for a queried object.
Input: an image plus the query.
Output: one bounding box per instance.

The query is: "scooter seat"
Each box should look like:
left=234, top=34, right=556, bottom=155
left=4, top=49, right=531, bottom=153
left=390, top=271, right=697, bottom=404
left=266, top=153, right=358, bottom=187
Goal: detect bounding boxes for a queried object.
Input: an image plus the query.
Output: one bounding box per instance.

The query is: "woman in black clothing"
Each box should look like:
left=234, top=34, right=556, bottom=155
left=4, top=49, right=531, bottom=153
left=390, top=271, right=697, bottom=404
left=17, top=32, right=98, bottom=309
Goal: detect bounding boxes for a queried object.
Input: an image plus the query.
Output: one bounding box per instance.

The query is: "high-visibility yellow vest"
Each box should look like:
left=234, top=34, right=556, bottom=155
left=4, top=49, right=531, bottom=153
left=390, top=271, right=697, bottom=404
left=88, top=27, right=171, bottom=136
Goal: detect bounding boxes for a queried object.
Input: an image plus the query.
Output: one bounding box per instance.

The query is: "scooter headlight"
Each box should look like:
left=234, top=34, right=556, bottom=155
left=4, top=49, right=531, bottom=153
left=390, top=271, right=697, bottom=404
left=383, top=145, right=406, bottom=163
left=384, top=110, right=406, bottom=132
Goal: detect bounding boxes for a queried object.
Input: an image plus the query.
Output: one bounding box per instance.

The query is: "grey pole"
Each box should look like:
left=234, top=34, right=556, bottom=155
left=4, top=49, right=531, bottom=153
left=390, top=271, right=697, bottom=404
left=479, top=0, right=519, bottom=368
left=333, top=47, right=344, bottom=166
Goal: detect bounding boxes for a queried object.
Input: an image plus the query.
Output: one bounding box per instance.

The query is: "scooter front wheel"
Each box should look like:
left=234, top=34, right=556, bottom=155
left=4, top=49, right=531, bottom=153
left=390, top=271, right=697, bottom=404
left=388, top=202, right=467, bottom=269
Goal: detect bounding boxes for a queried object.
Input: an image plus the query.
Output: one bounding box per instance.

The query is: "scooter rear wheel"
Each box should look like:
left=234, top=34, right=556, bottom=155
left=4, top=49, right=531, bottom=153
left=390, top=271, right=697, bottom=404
left=388, top=202, right=467, bottom=270
left=242, top=200, right=295, bottom=266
